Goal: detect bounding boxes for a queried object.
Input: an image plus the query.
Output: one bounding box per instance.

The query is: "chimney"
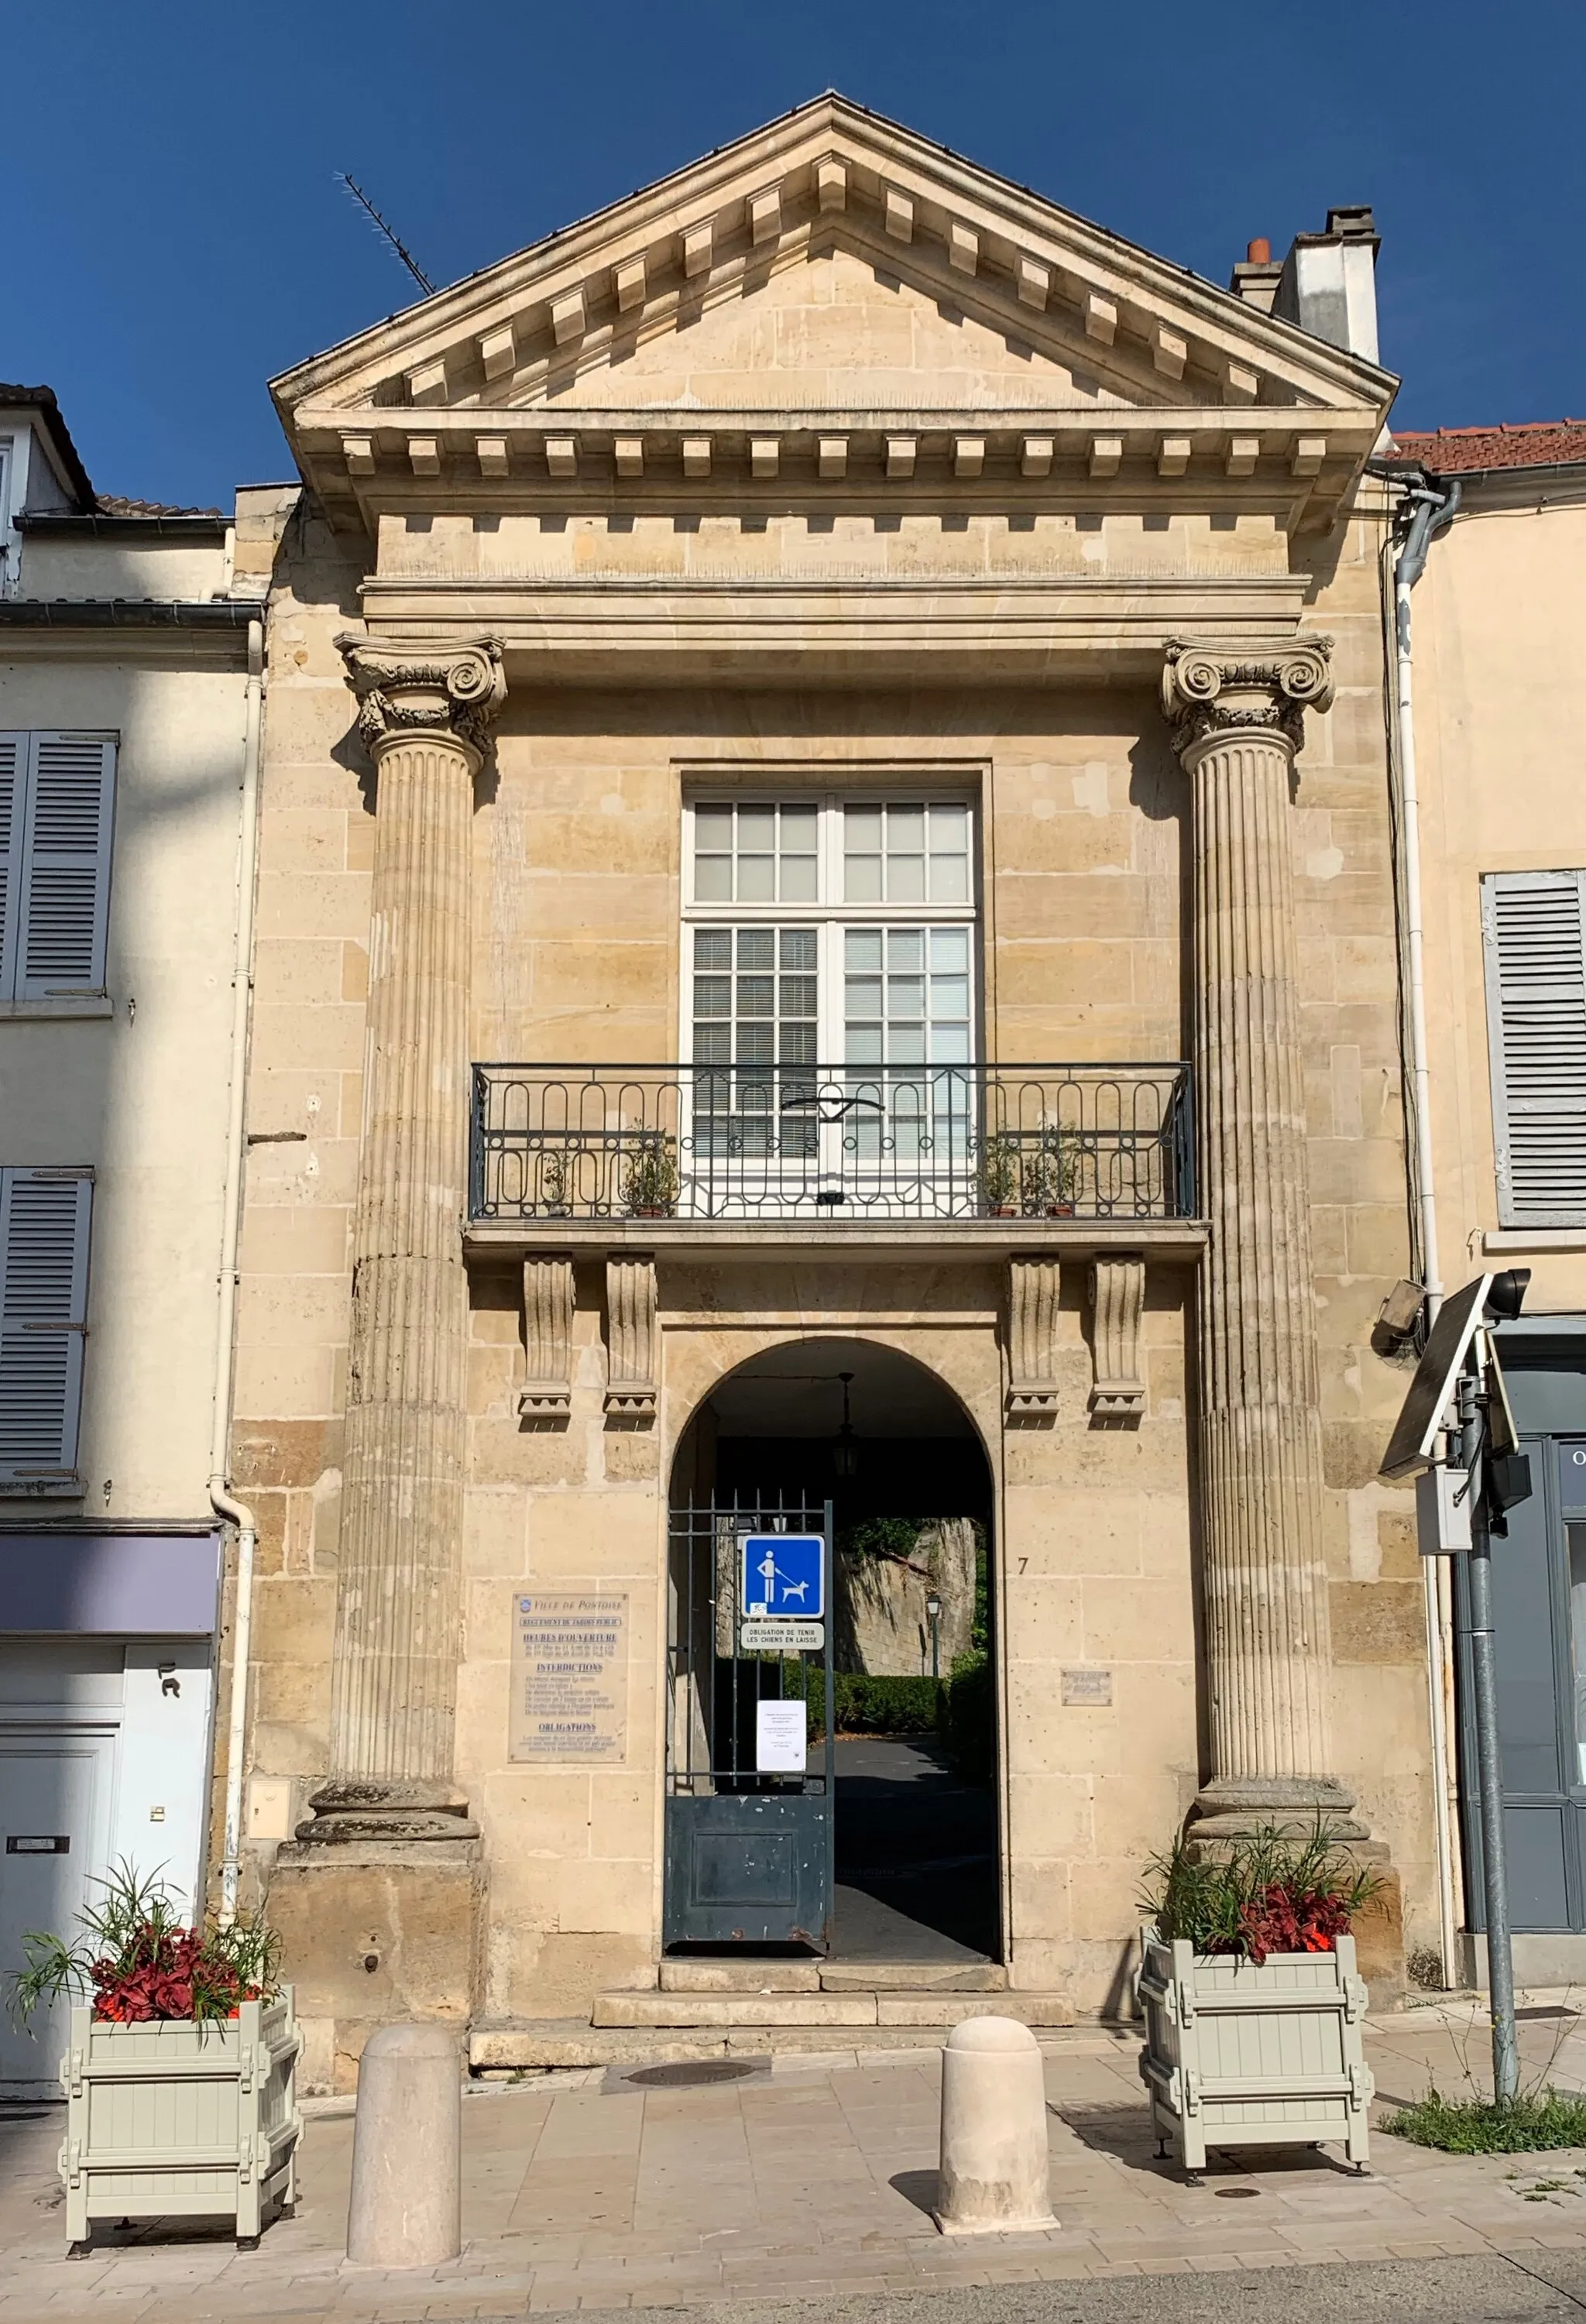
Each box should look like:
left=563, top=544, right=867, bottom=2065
left=1272, top=205, right=1380, bottom=363
left=1229, top=235, right=1282, bottom=314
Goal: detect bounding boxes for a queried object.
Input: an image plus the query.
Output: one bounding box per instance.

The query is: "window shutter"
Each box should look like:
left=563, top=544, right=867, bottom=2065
left=1481, top=870, right=1586, bottom=1227
left=0, top=1169, right=93, bottom=1483
left=0, top=733, right=22, bottom=1001
left=15, top=733, right=116, bottom=1000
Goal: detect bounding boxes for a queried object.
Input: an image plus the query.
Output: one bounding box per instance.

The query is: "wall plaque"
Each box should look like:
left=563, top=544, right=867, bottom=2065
left=1060, top=1667, right=1114, bottom=1707
left=510, top=1592, right=630, bottom=1763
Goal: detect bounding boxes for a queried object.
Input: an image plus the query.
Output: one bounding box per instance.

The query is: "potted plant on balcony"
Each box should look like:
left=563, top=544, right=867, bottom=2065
left=1135, top=1822, right=1381, bottom=2175
left=1021, top=1127, right=1081, bottom=1217
left=9, top=1862, right=301, bottom=2254
left=979, top=1133, right=1021, bottom=1217
left=537, top=1144, right=574, bottom=1217
left=622, top=1132, right=679, bottom=1218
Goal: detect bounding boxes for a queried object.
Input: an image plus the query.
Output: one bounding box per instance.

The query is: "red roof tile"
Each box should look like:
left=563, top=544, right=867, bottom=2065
left=94, top=493, right=223, bottom=518
left=1386, top=420, right=1586, bottom=473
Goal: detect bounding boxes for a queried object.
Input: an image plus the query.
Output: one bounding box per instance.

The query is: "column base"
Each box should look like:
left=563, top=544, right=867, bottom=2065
left=290, top=1778, right=481, bottom=1845
left=1189, top=1776, right=1369, bottom=1841
left=268, top=1828, right=486, bottom=2094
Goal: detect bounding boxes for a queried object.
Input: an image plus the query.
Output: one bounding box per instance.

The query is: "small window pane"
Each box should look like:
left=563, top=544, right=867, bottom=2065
left=929, top=853, right=968, bottom=902
left=695, top=856, right=732, bottom=901
left=695, top=928, right=732, bottom=970
left=929, top=804, right=967, bottom=850
left=781, top=929, right=817, bottom=971
left=845, top=855, right=883, bottom=902
left=932, top=977, right=970, bottom=1020
left=846, top=977, right=884, bottom=1018
left=846, top=929, right=883, bottom=972
left=780, top=1022, right=816, bottom=1066
left=694, top=976, right=731, bottom=1018
left=694, top=1023, right=730, bottom=1064
left=888, top=807, right=925, bottom=853
left=930, top=928, right=968, bottom=972
left=889, top=1025, right=926, bottom=1065
left=739, top=975, right=774, bottom=1018
left=888, top=977, right=925, bottom=1020
left=932, top=1025, right=970, bottom=1063
left=888, top=854, right=925, bottom=902
left=738, top=854, right=774, bottom=901
left=781, top=975, right=817, bottom=1018
left=739, top=808, right=776, bottom=853
left=695, top=808, right=733, bottom=853
left=739, top=1022, right=774, bottom=1065
left=846, top=1025, right=883, bottom=1064
left=887, top=929, right=923, bottom=970
left=846, top=808, right=883, bottom=850
left=737, top=929, right=774, bottom=970
left=781, top=853, right=819, bottom=902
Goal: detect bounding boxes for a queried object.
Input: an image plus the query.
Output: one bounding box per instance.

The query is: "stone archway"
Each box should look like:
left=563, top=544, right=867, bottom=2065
left=669, top=1335, right=1000, bottom=1963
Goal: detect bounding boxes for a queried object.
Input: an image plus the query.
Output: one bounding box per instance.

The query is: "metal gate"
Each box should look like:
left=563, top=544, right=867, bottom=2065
left=664, top=1495, right=836, bottom=1948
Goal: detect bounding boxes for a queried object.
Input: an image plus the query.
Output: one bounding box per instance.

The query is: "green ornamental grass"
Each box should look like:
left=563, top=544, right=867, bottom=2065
left=1383, top=2088, right=1586, bottom=2154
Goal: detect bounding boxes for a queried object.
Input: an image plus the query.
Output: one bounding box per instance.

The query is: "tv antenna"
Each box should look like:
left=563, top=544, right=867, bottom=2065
left=336, top=173, right=435, bottom=296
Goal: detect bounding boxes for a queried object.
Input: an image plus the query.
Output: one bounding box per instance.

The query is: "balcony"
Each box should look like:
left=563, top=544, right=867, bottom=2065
left=468, top=1063, right=1199, bottom=1258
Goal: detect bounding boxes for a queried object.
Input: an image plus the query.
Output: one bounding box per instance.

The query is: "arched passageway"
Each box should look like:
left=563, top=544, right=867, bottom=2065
left=669, top=1337, right=999, bottom=1964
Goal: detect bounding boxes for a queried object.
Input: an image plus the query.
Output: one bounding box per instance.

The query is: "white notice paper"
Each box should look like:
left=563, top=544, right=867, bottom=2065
left=756, top=1699, right=808, bottom=1773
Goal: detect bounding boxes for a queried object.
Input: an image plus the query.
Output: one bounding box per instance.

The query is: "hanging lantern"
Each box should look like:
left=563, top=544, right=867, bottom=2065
left=832, top=1369, right=860, bottom=1478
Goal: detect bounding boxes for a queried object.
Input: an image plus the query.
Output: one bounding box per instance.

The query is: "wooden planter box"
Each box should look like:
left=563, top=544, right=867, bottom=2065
left=58, top=1988, right=301, bottom=2254
left=1135, top=1931, right=1372, bottom=2173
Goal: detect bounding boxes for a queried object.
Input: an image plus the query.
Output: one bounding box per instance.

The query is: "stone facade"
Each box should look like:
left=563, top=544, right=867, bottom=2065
left=218, top=98, right=1430, bottom=2084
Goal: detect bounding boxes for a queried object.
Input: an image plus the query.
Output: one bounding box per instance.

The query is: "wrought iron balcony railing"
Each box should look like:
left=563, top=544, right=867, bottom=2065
left=470, top=1062, right=1194, bottom=1226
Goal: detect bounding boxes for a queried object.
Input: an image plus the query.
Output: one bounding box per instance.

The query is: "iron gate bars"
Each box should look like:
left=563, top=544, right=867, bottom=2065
left=471, top=1060, right=1194, bottom=1224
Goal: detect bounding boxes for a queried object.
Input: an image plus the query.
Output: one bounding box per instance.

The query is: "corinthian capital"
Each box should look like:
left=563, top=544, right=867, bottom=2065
left=1160, top=636, right=1334, bottom=763
left=337, top=633, right=507, bottom=763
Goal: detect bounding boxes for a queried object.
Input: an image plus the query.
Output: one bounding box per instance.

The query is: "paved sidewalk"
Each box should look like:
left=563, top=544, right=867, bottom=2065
left=5, top=2002, right=1586, bottom=2322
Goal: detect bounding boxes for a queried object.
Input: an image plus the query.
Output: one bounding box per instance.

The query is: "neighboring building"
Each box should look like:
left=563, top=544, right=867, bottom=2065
left=225, top=95, right=1430, bottom=2090
left=1381, top=417, right=1586, bottom=1982
left=0, top=388, right=267, bottom=2094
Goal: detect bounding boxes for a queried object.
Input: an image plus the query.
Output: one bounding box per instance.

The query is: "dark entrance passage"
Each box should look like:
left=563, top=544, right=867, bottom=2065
left=670, top=1338, right=998, bottom=1963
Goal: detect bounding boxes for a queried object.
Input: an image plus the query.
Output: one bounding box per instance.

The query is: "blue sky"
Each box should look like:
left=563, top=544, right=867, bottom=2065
left=12, top=3, right=1584, bottom=510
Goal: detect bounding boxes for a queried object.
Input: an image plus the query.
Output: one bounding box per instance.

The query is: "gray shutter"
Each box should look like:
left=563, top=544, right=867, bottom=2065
left=0, top=1169, right=93, bottom=1484
left=15, top=733, right=116, bottom=1001
left=1481, top=870, right=1586, bottom=1227
left=0, top=733, right=22, bottom=1001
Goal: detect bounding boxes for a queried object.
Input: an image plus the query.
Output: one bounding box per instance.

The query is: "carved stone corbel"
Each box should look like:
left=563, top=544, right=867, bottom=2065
left=605, top=1255, right=658, bottom=1423
left=518, top=1255, right=575, bottom=1420
left=1006, top=1256, right=1062, bottom=1420
left=1089, top=1255, right=1147, bottom=1421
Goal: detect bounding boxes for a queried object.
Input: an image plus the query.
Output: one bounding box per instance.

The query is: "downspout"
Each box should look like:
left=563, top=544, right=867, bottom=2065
left=1387, top=467, right=1461, bottom=1984
left=213, top=616, right=263, bottom=1924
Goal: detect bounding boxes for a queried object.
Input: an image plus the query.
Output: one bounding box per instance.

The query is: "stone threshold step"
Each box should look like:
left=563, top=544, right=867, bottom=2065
left=592, top=1989, right=1075, bottom=2030
left=659, top=1958, right=1007, bottom=1993
left=470, top=2017, right=1097, bottom=2071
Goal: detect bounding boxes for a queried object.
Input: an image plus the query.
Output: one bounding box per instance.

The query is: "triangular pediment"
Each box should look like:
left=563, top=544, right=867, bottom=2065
left=276, top=94, right=1394, bottom=519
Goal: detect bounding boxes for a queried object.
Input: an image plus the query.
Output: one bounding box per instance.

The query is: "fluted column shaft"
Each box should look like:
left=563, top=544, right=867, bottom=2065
left=314, top=637, right=505, bottom=1835
left=1162, top=638, right=1358, bottom=1829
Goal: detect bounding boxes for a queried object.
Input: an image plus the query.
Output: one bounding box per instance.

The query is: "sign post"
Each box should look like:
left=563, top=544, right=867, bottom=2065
left=1382, top=1269, right=1532, bottom=2105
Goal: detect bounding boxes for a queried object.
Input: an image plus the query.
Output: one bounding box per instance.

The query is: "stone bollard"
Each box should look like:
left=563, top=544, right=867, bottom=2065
left=934, top=2015, right=1057, bottom=2235
left=346, top=2021, right=462, bottom=2267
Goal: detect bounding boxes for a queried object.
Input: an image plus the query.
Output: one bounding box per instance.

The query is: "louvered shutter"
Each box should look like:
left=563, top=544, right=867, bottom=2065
left=0, top=733, right=22, bottom=1001
left=15, top=733, right=116, bottom=1001
left=0, top=1169, right=93, bottom=1483
left=1481, top=870, right=1586, bottom=1227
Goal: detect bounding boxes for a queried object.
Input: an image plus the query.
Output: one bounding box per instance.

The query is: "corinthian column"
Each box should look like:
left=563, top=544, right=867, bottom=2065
left=1162, top=637, right=1361, bottom=1838
left=303, top=635, right=506, bottom=1843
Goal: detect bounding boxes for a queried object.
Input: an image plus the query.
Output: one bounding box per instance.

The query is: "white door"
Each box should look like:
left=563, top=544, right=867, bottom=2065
left=0, top=1731, right=116, bottom=2096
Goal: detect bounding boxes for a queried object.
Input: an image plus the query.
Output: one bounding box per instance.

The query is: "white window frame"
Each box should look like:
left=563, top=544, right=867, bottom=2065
left=0, top=730, right=118, bottom=1012
left=680, top=788, right=980, bottom=1064
left=0, top=1166, right=94, bottom=1494
left=679, top=788, right=980, bottom=1212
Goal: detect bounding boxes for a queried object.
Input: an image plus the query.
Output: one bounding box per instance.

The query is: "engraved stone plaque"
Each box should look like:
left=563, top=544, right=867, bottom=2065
left=510, top=1592, right=629, bottom=1763
left=1060, top=1667, right=1113, bottom=1707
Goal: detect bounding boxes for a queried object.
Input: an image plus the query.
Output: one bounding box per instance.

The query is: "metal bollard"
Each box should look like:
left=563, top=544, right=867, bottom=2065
left=346, top=2021, right=462, bottom=2267
left=934, top=2015, right=1057, bottom=2235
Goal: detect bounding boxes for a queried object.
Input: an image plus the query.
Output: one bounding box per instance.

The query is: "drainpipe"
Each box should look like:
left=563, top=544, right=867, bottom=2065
left=1385, top=467, right=1461, bottom=1986
left=213, top=616, right=263, bottom=1925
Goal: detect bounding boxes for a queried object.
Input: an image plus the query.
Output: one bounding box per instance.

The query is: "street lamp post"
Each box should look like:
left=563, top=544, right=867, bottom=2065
left=925, top=1590, right=942, bottom=1681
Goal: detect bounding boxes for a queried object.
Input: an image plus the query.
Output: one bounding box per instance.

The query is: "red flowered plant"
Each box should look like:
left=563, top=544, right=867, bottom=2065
left=9, top=1861, right=280, bottom=2030
left=1141, top=1821, right=1382, bottom=1965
